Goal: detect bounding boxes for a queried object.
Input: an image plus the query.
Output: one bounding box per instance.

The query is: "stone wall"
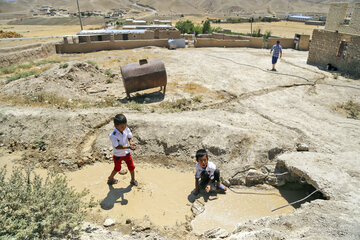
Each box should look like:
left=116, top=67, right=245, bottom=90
left=325, top=2, right=360, bottom=36
left=195, top=34, right=303, bottom=49
left=56, top=39, right=168, bottom=53
left=307, top=29, right=360, bottom=77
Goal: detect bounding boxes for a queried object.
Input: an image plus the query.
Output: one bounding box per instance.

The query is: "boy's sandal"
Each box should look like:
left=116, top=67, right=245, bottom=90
left=107, top=179, right=118, bottom=185
left=130, top=180, right=138, bottom=186
left=217, top=184, right=227, bottom=191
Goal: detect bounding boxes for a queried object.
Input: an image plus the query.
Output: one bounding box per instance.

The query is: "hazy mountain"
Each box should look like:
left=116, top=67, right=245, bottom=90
left=0, top=0, right=357, bottom=16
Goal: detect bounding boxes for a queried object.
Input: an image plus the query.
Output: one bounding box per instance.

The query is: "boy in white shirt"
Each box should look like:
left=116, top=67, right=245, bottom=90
left=108, top=114, right=137, bottom=186
left=194, top=149, right=227, bottom=195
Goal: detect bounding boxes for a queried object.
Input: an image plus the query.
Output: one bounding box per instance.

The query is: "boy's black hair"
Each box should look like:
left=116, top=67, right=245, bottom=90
left=276, top=40, right=280, bottom=44
left=195, top=149, right=208, bottom=160
left=114, top=114, right=127, bottom=125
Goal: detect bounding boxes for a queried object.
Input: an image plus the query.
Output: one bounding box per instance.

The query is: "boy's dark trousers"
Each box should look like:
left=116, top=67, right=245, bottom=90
left=199, top=169, right=220, bottom=189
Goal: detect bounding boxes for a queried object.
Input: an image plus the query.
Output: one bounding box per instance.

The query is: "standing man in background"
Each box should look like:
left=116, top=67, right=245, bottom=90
left=270, top=40, right=282, bottom=71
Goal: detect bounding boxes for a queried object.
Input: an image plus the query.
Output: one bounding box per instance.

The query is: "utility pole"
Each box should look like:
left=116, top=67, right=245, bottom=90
left=76, top=0, right=83, bottom=30
left=250, top=17, right=254, bottom=37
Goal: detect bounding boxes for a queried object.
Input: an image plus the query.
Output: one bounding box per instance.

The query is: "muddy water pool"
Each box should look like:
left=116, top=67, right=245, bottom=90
left=1, top=150, right=297, bottom=233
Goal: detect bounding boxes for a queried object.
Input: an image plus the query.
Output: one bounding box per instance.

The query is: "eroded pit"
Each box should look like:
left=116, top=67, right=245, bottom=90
left=0, top=149, right=328, bottom=237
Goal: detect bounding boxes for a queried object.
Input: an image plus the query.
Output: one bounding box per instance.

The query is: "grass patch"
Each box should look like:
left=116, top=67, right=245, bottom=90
left=6, top=70, right=39, bottom=83
left=159, top=98, right=192, bottom=112
left=34, top=59, right=61, bottom=66
left=0, top=65, right=17, bottom=75
left=1, top=59, right=61, bottom=76
left=125, top=101, right=143, bottom=111
left=0, top=166, right=94, bottom=239
left=340, top=100, right=360, bottom=119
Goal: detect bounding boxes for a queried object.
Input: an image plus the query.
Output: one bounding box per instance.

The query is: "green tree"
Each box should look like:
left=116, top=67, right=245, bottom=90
left=202, top=19, right=211, bottom=33
left=175, top=20, right=195, bottom=34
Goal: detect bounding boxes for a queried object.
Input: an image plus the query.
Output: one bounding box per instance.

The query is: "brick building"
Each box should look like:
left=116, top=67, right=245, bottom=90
left=307, top=2, right=360, bottom=77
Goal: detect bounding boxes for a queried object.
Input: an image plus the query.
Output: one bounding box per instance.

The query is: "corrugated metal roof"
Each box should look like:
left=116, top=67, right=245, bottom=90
left=77, top=29, right=147, bottom=35
left=289, top=15, right=313, bottom=19
left=123, top=24, right=173, bottom=29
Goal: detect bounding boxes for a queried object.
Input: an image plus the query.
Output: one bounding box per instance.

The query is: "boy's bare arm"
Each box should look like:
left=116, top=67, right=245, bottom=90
left=128, top=138, right=136, bottom=150
left=114, top=138, right=136, bottom=150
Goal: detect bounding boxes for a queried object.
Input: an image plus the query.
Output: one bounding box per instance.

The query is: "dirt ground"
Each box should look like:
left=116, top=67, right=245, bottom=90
left=0, top=46, right=360, bottom=239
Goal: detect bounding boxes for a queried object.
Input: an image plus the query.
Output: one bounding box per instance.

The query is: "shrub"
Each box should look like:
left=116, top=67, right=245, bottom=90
left=192, top=95, right=203, bottom=103
left=332, top=73, right=340, bottom=79
left=104, top=69, right=112, bottom=76
left=263, top=30, right=272, bottom=39
left=0, top=167, right=92, bottom=239
left=341, top=100, right=360, bottom=119
left=60, top=63, right=69, bottom=69
left=106, top=78, right=114, bottom=84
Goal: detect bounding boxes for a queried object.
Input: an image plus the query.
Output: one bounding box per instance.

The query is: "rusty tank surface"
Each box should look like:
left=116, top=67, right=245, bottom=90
left=120, top=59, right=167, bottom=99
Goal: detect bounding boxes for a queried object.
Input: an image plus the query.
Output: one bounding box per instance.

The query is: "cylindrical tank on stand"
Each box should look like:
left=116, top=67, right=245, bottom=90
left=120, top=59, right=167, bottom=99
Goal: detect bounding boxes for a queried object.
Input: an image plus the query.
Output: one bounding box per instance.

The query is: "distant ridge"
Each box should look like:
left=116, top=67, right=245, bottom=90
left=0, top=0, right=357, bottom=17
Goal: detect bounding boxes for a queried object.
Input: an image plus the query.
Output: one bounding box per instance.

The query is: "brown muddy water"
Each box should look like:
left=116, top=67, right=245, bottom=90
left=1, top=149, right=297, bottom=233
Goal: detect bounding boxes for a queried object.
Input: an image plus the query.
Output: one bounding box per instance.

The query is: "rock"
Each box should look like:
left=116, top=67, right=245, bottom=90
left=296, top=143, right=309, bottom=151
left=126, top=219, right=132, bottom=224
left=133, top=218, right=151, bottom=232
left=59, top=159, right=73, bottom=166
left=245, top=169, right=267, bottom=185
left=204, top=227, right=229, bottom=238
left=191, top=199, right=205, bottom=215
left=144, top=97, right=151, bottom=103
left=77, top=160, right=84, bottom=167
left=268, top=147, right=283, bottom=160
left=103, top=218, right=116, bottom=227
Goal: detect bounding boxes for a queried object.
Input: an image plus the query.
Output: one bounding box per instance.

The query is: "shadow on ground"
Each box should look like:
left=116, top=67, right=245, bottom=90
left=100, top=184, right=133, bottom=210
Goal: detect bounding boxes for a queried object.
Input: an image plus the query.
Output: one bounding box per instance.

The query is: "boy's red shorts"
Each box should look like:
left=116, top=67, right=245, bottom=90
left=113, top=153, right=135, bottom=172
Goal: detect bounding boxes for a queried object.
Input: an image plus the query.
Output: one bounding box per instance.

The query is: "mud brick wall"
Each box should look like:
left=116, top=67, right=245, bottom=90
left=212, top=32, right=249, bottom=40
left=157, top=29, right=181, bottom=39
left=299, top=35, right=310, bottom=51
left=56, top=39, right=168, bottom=53
left=307, top=29, right=360, bottom=77
left=194, top=38, right=250, bottom=47
left=267, top=38, right=295, bottom=49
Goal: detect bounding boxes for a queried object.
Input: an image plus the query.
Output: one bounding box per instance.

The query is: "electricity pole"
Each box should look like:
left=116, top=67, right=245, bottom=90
left=250, top=17, right=254, bottom=37
left=76, top=0, right=83, bottom=30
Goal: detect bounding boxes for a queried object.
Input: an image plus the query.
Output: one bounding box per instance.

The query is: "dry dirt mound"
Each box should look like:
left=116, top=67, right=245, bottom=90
left=0, top=61, right=124, bottom=105
left=0, top=30, right=23, bottom=38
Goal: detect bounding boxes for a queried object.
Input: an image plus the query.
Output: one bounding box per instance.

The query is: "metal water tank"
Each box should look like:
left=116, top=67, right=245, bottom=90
left=120, top=59, right=167, bottom=99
